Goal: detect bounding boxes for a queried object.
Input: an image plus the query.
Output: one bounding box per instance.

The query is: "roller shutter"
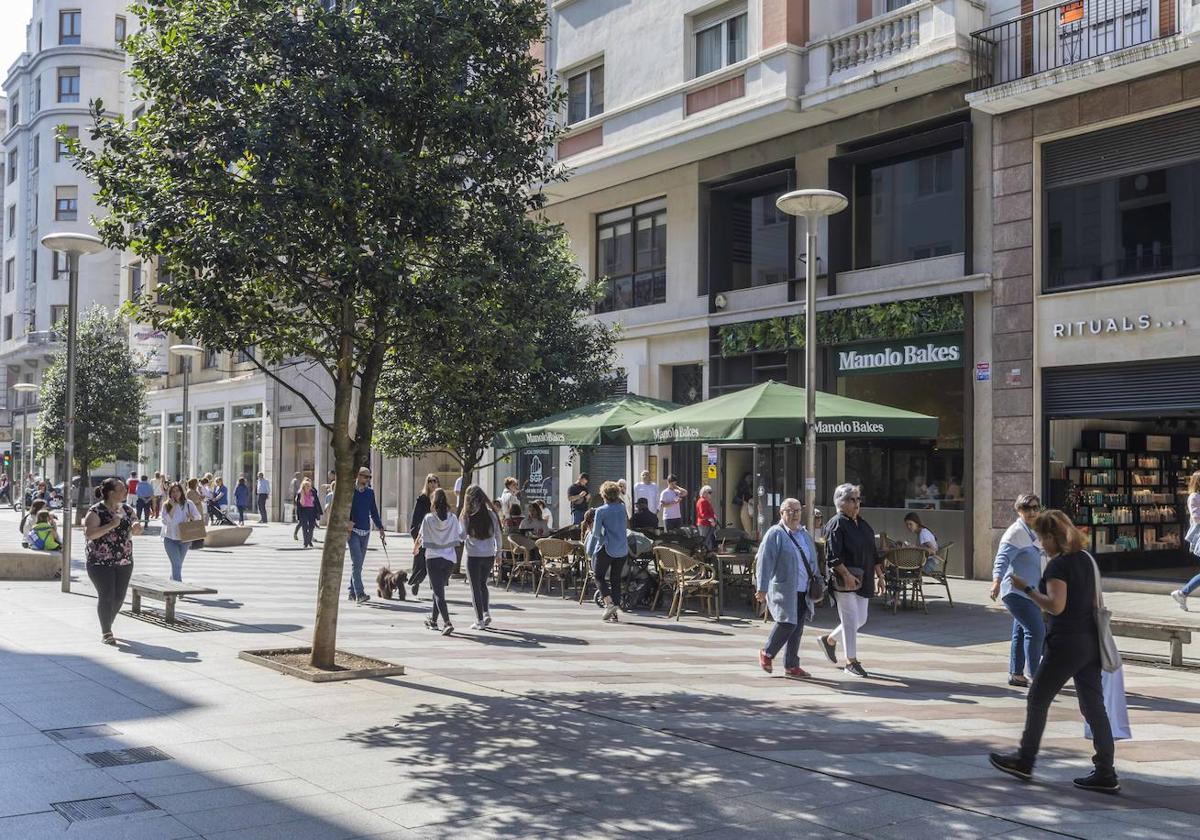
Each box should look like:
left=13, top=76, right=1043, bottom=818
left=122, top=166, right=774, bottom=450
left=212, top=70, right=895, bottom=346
left=1042, top=358, right=1200, bottom=417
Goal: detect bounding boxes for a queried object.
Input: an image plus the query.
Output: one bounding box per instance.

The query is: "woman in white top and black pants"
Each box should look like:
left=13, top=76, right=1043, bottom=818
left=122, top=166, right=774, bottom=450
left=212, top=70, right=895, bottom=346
left=461, top=485, right=502, bottom=630
left=417, top=488, right=462, bottom=635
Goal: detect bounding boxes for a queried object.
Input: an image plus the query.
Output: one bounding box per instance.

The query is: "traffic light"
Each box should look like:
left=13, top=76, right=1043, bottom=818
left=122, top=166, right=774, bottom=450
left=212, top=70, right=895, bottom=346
left=1, top=452, right=10, bottom=476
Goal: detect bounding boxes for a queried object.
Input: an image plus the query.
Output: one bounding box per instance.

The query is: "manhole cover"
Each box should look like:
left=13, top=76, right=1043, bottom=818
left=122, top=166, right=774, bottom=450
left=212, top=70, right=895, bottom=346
left=53, top=793, right=158, bottom=823
left=43, top=725, right=120, bottom=741
left=82, top=746, right=172, bottom=768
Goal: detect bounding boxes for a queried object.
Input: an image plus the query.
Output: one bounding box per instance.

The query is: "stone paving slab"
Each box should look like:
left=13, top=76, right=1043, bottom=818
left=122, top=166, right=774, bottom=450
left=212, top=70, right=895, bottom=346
left=0, top=514, right=1197, bottom=838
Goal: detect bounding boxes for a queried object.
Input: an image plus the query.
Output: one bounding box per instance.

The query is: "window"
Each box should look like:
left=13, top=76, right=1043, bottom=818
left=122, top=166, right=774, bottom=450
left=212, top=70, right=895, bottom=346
left=129, top=263, right=142, bottom=300
left=59, top=10, right=81, bottom=45
left=3, top=316, right=11, bottom=341
left=885, top=0, right=916, bottom=10
left=4, top=258, right=14, bottom=292
left=6, top=205, right=14, bottom=238
left=854, top=144, right=965, bottom=267
left=1045, top=161, right=1200, bottom=290
left=30, top=249, right=37, bottom=285
left=50, top=305, right=68, bottom=327
left=114, top=15, right=126, bottom=44
left=235, top=346, right=257, bottom=365
left=31, top=195, right=38, bottom=228
left=695, top=10, right=747, bottom=77
left=55, top=186, right=78, bottom=221
left=57, top=68, right=80, bottom=103
left=203, top=348, right=219, bottom=369
left=30, top=136, right=39, bottom=170
left=9, top=96, right=18, bottom=126
left=708, top=170, right=793, bottom=291
left=56, top=126, right=78, bottom=161
left=132, top=105, right=145, bottom=124
left=53, top=251, right=68, bottom=278
left=594, top=199, right=667, bottom=313
left=5, top=150, right=14, bottom=183
left=37, top=21, right=43, bottom=52
left=566, top=64, right=604, bottom=126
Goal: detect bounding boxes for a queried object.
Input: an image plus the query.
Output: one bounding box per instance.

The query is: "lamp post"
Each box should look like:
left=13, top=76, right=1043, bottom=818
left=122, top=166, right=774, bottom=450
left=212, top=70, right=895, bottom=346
left=774, top=189, right=847, bottom=535
left=169, top=345, right=204, bottom=482
left=41, top=232, right=106, bottom=593
left=13, top=382, right=38, bottom=516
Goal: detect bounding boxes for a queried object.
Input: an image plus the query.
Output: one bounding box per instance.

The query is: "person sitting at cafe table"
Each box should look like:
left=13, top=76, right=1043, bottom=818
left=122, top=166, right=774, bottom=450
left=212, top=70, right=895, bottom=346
left=630, top=497, right=658, bottom=531
left=899, top=512, right=941, bottom=573
left=503, top=502, right=523, bottom=532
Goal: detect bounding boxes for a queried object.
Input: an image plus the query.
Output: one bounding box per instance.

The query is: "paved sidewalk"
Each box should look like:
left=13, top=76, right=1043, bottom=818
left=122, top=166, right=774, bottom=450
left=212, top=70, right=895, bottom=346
left=0, top=513, right=1198, bottom=839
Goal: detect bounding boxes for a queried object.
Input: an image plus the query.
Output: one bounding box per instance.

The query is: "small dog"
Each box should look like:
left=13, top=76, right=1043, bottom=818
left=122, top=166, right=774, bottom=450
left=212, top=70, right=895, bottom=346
left=376, top=567, right=409, bottom=600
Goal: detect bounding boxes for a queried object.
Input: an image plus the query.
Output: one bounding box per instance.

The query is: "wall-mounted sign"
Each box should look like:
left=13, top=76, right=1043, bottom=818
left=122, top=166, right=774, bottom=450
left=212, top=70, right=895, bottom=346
left=1051, top=314, right=1187, bottom=338
left=836, top=334, right=963, bottom=376
left=975, top=362, right=991, bottom=381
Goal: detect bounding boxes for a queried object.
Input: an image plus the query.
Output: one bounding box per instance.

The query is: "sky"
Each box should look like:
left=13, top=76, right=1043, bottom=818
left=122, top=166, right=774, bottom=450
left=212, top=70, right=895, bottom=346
left=1, top=4, right=28, bottom=86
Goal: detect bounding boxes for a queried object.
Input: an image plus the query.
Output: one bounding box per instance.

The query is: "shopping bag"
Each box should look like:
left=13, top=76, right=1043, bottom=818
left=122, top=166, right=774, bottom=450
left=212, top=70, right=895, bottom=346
left=178, top=518, right=207, bottom=543
left=1186, top=521, right=1200, bottom=556
left=1086, top=552, right=1122, bottom=672
left=1084, top=666, right=1132, bottom=741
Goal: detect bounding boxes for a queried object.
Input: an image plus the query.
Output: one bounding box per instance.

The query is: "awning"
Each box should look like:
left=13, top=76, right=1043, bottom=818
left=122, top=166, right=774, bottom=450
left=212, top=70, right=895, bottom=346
left=493, top=394, right=682, bottom=449
left=612, top=381, right=938, bottom=444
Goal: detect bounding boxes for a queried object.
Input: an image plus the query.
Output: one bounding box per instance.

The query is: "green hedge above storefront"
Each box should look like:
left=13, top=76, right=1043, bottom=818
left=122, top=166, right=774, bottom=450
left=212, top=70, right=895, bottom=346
left=718, top=296, right=965, bottom=357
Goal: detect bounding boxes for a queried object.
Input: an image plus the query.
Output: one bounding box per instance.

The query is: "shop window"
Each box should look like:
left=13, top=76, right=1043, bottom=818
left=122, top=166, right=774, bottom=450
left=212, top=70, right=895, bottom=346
left=694, top=7, right=747, bottom=78
left=595, top=199, right=666, bottom=313
left=708, top=170, right=792, bottom=292
left=566, top=63, right=603, bottom=126
left=854, top=145, right=965, bottom=268
left=1045, top=161, right=1200, bottom=291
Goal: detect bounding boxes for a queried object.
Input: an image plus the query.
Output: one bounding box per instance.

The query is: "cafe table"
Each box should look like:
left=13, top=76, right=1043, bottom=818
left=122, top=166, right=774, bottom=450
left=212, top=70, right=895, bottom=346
left=713, top=550, right=756, bottom=615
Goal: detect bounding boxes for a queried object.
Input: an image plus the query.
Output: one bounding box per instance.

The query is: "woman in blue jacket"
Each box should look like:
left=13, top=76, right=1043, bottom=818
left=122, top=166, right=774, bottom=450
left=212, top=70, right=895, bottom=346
left=585, top=481, right=628, bottom=623
left=754, top=498, right=818, bottom=677
left=990, top=493, right=1046, bottom=687
left=233, top=477, right=250, bottom=525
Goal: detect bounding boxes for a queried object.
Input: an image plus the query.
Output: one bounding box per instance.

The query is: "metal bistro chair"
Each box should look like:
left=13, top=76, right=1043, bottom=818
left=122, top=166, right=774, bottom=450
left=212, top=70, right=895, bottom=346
left=885, top=546, right=929, bottom=614
left=535, top=538, right=576, bottom=599
left=653, top=545, right=719, bottom=620
left=922, top=541, right=955, bottom=607
left=505, top=533, right=540, bottom=592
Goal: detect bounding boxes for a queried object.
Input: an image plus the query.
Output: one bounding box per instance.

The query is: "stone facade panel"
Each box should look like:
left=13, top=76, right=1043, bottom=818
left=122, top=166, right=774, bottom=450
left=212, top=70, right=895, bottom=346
left=994, top=303, right=1032, bottom=334
left=1078, top=85, right=1129, bottom=126
left=1032, top=98, right=1079, bottom=136
left=994, top=415, right=1034, bottom=446
left=993, top=471, right=1035, bottom=506
left=994, top=140, right=1033, bottom=169
left=993, top=192, right=1032, bottom=225
left=1182, top=64, right=1200, bottom=102
left=994, top=220, right=1033, bottom=252
left=993, top=276, right=1033, bottom=306
left=993, top=248, right=1033, bottom=280
left=993, top=386, right=1033, bottom=417
left=1129, top=69, right=1182, bottom=114
left=997, top=109, right=1032, bottom=144
left=993, top=444, right=1034, bottom=474
left=994, top=330, right=1033, bottom=361
left=993, top=164, right=1033, bottom=197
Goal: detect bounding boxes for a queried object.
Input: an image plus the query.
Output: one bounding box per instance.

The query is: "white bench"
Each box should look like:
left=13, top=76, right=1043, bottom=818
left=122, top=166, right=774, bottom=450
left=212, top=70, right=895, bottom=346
left=129, top=575, right=217, bottom=624
left=1110, top=618, right=1193, bottom=667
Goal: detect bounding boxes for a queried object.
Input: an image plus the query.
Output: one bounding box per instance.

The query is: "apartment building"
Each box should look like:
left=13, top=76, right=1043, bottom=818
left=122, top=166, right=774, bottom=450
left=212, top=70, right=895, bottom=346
left=969, top=0, right=1200, bottom=579
left=1, top=0, right=131, bottom=481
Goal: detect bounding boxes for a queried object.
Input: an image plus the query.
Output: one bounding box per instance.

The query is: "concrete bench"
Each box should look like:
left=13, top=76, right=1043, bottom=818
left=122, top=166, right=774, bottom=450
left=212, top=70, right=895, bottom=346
left=129, top=575, right=217, bottom=624
left=0, top=550, right=62, bottom=580
left=1110, top=618, right=1194, bottom=667
left=203, top=526, right=253, bottom=548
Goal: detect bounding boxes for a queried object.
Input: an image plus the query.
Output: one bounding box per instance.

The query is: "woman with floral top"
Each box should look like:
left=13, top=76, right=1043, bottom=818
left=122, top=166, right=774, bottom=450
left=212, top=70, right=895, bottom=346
left=83, top=477, right=144, bottom=645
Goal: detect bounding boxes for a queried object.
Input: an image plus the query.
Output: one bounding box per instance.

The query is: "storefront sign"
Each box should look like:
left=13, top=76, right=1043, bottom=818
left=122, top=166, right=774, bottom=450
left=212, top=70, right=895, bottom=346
left=836, top=334, right=963, bottom=376
left=199, top=408, right=224, bottom=423
left=129, top=325, right=169, bottom=375
left=1050, top=314, right=1186, bottom=338
left=651, top=426, right=701, bottom=442
left=522, top=431, right=566, bottom=444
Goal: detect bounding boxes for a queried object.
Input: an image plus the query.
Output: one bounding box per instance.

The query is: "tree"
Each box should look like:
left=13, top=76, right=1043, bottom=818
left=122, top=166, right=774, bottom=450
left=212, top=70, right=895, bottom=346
left=374, top=216, right=615, bottom=512
left=72, top=0, right=562, bottom=667
left=37, top=306, right=147, bottom=518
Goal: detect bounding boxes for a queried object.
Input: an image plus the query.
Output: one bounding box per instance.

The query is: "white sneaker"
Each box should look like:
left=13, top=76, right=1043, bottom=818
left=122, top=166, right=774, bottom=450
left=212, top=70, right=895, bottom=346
left=470, top=621, right=483, bottom=630
left=481, top=612, right=492, bottom=627
left=1171, top=590, right=1189, bottom=612
left=602, top=604, right=618, bottom=622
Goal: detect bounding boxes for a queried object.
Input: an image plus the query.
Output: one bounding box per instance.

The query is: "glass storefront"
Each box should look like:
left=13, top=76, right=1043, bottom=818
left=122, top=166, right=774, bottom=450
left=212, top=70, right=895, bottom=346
left=165, top=412, right=184, bottom=482
left=196, top=408, right=225, bottom=478
left=139, top=414, right=162, bottom=477
left=232, top=403, right=263, bottom=485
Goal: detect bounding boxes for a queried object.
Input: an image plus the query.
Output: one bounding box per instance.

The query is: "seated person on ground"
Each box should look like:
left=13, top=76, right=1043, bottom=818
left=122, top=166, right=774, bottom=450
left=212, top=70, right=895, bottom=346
left=26, top=511, right=61, bottom=552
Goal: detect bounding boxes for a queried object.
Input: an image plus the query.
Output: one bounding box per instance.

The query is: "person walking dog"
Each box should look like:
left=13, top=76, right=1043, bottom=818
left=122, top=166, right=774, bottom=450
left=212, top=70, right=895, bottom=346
left=755, top=499, right=819, bottom=678
left=346, top=467, right=385, bottom=603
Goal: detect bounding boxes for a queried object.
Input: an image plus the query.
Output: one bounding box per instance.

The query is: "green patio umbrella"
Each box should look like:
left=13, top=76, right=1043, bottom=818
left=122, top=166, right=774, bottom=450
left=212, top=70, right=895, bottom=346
left=612, top=381, right=938, bottom=444
left=493, top=394, right=682, bottom=449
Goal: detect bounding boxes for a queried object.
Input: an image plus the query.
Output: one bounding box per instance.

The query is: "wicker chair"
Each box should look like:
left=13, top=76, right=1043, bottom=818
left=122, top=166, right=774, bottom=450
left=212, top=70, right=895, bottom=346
left=884, top=546, right=928, bottom=614
left=653, top=545, right=719, bottom=620
left=922, top=541, right=955, bottom=607
left=535, top=538, right=576, bottom=599
left=505, top=534, right=540, bottom=592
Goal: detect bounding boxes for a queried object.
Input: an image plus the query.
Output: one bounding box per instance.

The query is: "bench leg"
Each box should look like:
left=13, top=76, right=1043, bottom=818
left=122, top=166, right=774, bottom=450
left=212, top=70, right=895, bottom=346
left=131, top=590, right=141, bottom=615
left=1171, top=636, right=1183, bottom=667
left=164, top=595, right=176, bottom=625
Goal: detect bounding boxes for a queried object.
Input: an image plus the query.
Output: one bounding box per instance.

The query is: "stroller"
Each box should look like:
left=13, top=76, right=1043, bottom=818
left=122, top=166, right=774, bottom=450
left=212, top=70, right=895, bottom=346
left=206, top=500, right=238, bottom=527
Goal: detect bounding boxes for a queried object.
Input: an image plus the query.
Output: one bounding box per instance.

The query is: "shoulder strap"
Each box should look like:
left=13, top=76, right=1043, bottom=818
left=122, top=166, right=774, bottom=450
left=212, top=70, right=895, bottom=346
left=1085, top=550, right=1105, bottom=611
left=783, top=528, right=817, bottom=578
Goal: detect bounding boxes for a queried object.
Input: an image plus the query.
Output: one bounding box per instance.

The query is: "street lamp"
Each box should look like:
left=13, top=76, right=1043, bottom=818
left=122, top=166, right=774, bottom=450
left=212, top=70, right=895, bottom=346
left=13, top=382, right=38, bottom=516
left=41, top=232, right=106, bottom=594
left=775, top=189, right=847, bottom=534
left=169, top=344, right=204, bottom=482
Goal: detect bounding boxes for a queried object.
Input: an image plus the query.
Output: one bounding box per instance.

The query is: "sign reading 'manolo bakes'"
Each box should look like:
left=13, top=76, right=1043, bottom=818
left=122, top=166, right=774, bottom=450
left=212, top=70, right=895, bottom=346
left=836, top=334, right=964, bottom=376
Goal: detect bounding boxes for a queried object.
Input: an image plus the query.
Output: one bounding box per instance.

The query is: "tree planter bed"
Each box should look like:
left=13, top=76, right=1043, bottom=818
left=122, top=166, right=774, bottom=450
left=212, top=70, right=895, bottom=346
left=239, top=647, right=404, bottom=682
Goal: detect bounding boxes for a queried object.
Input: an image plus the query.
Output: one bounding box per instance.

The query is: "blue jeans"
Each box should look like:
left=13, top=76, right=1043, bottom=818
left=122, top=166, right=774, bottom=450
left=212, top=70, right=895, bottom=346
left=347, top=531, right=369, bottom=598
left=572, top=508, right=586, bottom=525
left=164, top=538, right=189, bottom=582
left=1004, top=592, right=1045, bottom=678
left=764, top=592, right=807, bottom=669
left=1181, top=572, right=1200, bottom=596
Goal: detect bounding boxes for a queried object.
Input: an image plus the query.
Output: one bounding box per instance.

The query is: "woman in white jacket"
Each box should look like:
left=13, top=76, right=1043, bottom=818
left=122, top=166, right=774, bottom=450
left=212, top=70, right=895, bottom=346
left=416, top=488, right=462, bottom=635
left=160, top=482, right=203, bottom=582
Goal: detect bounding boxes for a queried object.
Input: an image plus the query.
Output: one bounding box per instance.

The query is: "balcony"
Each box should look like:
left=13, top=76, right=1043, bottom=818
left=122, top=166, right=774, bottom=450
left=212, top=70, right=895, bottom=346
left=969, top=0, right=1190, bottom=112
left=803, top=0, right=985, bottom=110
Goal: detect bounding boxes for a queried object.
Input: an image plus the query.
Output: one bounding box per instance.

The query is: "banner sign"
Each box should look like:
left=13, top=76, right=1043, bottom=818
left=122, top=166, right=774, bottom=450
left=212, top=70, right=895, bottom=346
left=518, top=446, right=557, bottom=523
left=129, top=325, right=169, bottom=375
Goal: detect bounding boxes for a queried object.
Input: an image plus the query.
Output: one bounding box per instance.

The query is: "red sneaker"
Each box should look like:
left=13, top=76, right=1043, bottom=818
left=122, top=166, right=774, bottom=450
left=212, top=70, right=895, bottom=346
left=758, top=650, right=773, bottom=673
left=784, top=667, right=810, bottom=678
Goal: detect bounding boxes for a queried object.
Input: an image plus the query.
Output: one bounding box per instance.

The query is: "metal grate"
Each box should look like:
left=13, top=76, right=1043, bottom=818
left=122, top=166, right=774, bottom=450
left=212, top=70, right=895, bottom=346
left=43, top=724, right=120, bottom=741
left=1043, top=358, right=1200, bottom=417
left=120, top=608, right=222, bottom=632
left=82, top=746, right=172, bottom=768
left=53, top=794, right=158, bottom=823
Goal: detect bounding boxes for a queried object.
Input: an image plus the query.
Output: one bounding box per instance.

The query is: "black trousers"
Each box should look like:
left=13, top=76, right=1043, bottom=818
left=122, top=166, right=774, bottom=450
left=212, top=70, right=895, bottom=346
left=86, top=563, right=133, bottom=635
left=427, top=556, right=454, bottom=624
left=764, top=592, right=807, bottom=669
left=257, top=493, right=269, bottom=522
left=594, top=550, right=626, bottom=605
left=467, top=555, right=495, bottom=620
left=410, top=547, right=428, bottom=587
left=1019, top=632, right=1115, bottom=772
left=298, top=509, right=317, bottom=546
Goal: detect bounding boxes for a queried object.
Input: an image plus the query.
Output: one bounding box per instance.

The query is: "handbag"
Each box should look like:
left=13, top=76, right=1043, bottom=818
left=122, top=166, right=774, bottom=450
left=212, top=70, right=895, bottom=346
left=1185, top=521, right=1200, bottom=556
left=1086, top=551, right=1121, bottom=673
left=178, top=505, right=207, bottom=543
left=784, top=529, right=825, bottom=602
left=1084, top=666, right=1133, bottom=741
left=829, top=565, right=864, bottom=592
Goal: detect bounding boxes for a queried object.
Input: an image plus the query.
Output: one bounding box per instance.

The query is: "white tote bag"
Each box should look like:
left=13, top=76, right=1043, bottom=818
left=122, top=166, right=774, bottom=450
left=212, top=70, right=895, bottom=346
left=1086, top=552, right=1122, bottom=672
left=1084, top=666, right=1133, bottom=741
